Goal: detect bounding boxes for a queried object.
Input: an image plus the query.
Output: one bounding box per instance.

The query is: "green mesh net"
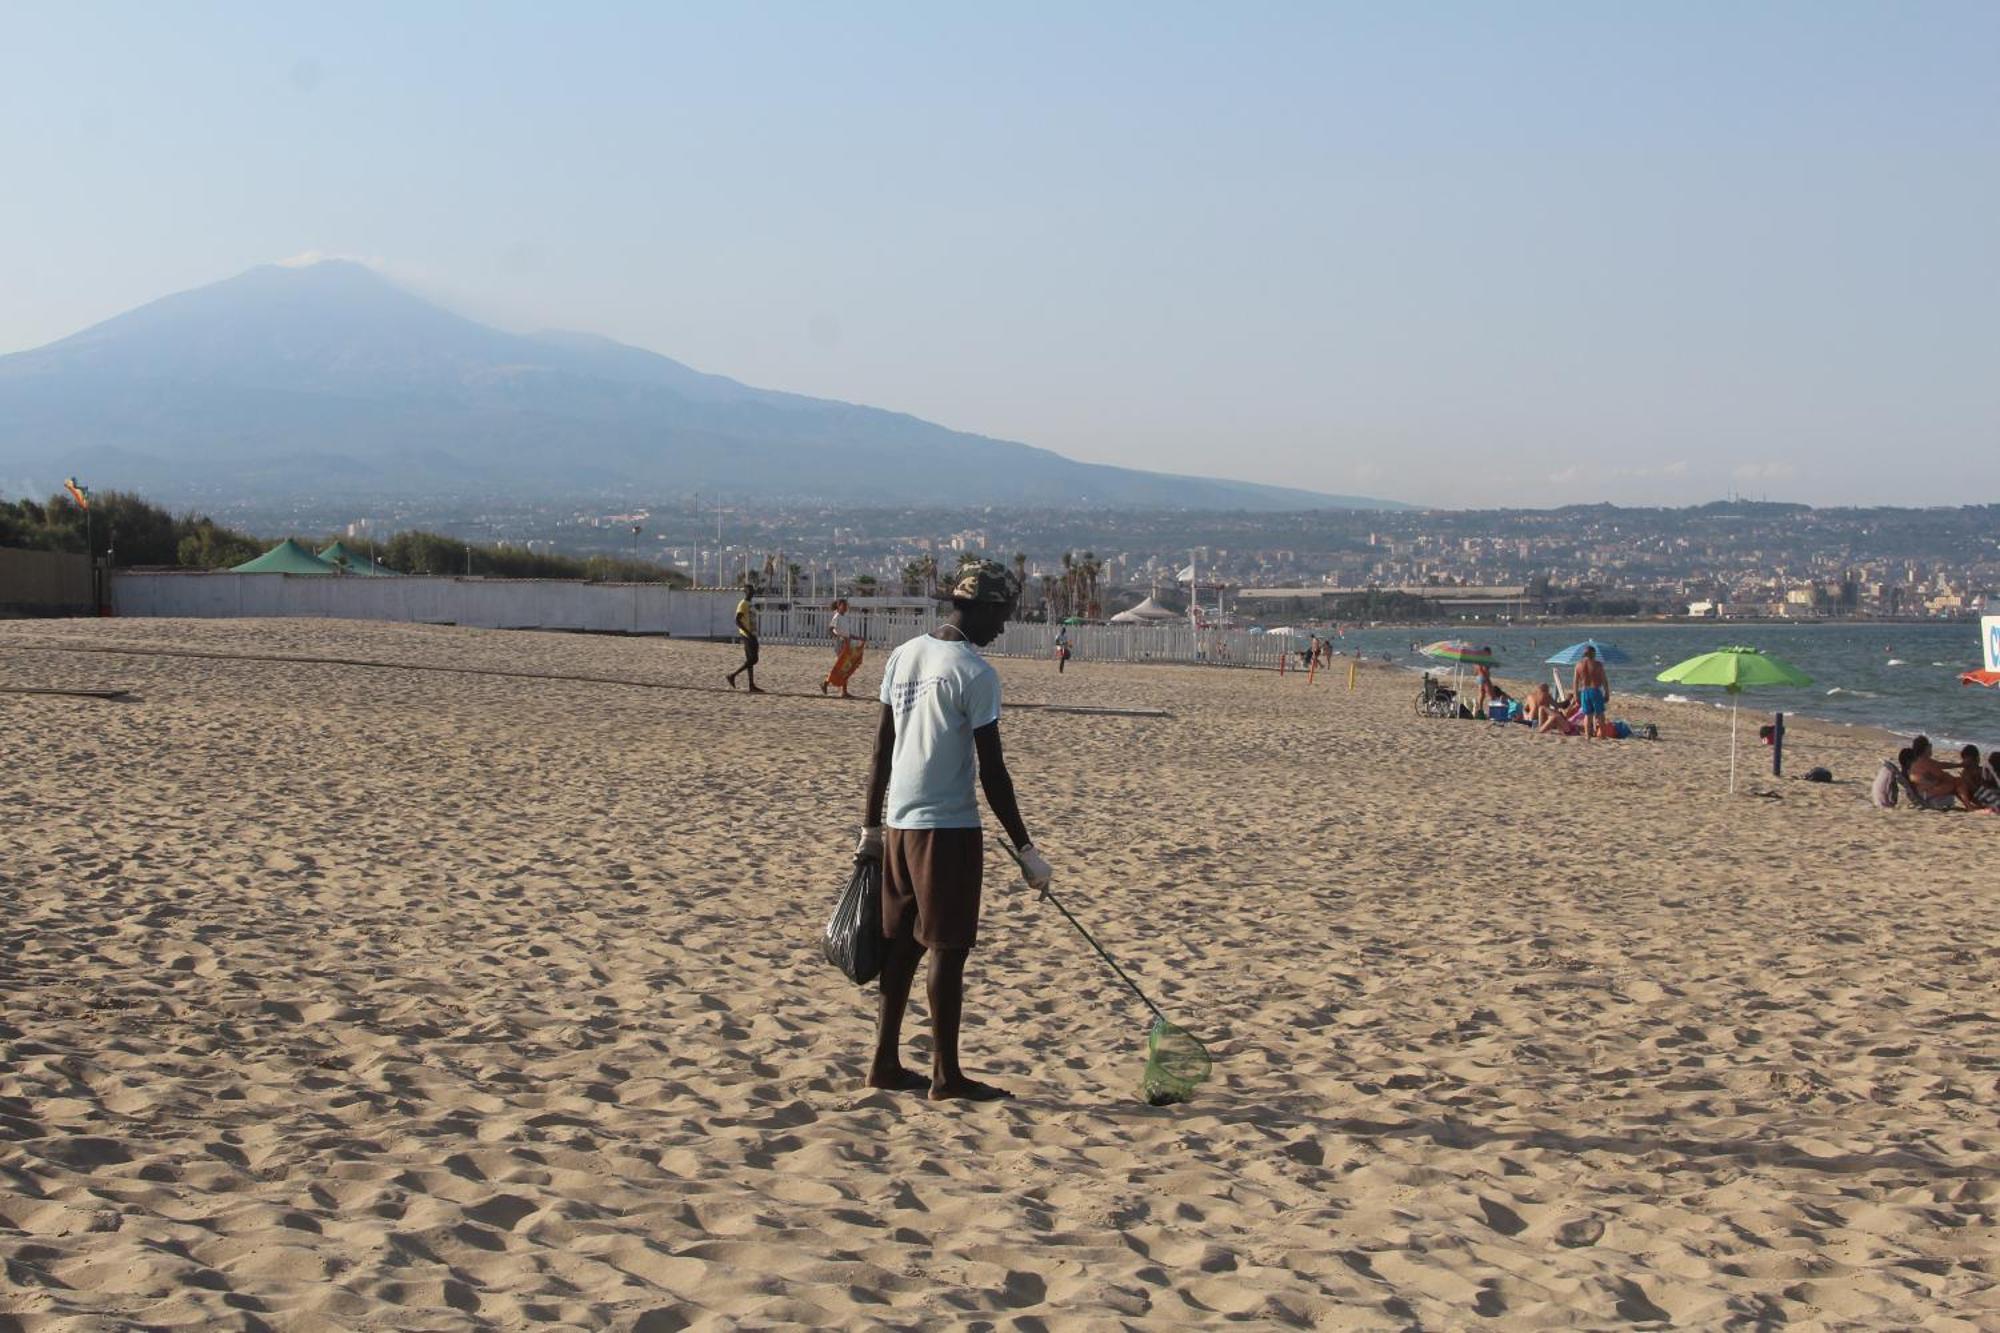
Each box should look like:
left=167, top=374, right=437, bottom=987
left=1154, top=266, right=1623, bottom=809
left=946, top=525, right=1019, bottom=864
left=1142, top=1018, right=1213, bottom=1106
left=1004, top=838, right=1214, bottom=1106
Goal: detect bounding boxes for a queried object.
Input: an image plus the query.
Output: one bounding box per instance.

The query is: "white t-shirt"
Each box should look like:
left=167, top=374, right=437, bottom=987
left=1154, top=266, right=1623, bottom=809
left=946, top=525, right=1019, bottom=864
left=879, top=632, right=1002, bottom=829
left=829, top=611, right=847, bottom=638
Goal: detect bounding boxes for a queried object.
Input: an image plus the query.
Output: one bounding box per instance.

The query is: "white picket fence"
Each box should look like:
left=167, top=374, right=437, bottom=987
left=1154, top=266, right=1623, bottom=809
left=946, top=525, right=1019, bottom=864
left=754, top=599, right=1309, bottom=671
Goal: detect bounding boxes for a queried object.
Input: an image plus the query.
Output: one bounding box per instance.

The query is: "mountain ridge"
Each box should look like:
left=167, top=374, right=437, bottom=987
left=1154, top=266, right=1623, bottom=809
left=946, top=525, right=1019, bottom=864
left=0, top=261, right=1405, bottom=510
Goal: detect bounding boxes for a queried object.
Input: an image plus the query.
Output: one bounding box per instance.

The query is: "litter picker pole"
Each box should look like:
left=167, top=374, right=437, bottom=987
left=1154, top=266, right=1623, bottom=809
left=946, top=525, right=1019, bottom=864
left=1001, top=843, right=1165, bottom=1025
left=1040, top=876, right=1168, bottom=1020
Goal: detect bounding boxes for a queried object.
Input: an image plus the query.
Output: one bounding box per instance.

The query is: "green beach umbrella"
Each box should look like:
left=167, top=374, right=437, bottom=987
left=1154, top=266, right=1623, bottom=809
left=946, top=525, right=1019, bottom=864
left=1656, top=647, right=1812, bottom=793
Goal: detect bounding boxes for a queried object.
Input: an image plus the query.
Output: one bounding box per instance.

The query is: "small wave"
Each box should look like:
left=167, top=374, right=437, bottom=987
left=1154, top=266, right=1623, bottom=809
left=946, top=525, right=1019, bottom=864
left=1662, top=693, right=1693, bottom=704
left=1826, top=687, right=1879, bottom=698
left=1885, top=658, right=1906, bottom=666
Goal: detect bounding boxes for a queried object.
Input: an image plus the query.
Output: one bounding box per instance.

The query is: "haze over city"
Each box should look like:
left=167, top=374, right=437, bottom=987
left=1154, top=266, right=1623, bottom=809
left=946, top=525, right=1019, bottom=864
left=5, top=3, right=1996, bottom=509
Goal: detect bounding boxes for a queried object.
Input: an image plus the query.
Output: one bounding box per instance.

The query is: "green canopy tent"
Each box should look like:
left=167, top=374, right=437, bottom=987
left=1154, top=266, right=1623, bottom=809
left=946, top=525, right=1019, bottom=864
left=316, top=541, right=399, bottom=576
left=230, top=538, right=340, bottom=575
left=1656, top=646, right=1812, bottom=793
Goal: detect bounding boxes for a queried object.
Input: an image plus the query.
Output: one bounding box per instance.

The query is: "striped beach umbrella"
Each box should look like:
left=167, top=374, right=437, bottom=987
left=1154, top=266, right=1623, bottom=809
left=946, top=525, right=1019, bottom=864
left=1418, top=640, right=1498, bottom=667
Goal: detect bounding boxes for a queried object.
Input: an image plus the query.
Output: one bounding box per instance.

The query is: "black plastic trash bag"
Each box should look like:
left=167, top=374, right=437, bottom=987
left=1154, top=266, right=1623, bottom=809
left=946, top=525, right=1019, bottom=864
left=822, top=856, right=887, bottom=985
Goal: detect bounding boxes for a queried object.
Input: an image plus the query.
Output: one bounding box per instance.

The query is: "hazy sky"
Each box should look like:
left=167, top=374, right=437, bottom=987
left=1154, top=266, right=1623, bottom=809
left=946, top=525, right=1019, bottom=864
left=3, top=3, right=1995, bottom=508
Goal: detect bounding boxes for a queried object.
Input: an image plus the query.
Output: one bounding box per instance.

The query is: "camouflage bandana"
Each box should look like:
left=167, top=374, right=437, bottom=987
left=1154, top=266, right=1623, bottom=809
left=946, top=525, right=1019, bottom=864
left=948, top=560, right=1020, bottom=606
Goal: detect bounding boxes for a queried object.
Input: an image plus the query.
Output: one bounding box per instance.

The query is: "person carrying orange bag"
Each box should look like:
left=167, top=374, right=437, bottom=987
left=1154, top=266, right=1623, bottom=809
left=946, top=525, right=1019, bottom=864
left=822, top=598, right=866, bottom=697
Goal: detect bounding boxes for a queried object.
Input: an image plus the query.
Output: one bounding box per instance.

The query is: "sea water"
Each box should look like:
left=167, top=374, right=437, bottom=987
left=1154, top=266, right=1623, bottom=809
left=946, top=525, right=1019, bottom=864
left=1332, top=621, right=1996, bottom=745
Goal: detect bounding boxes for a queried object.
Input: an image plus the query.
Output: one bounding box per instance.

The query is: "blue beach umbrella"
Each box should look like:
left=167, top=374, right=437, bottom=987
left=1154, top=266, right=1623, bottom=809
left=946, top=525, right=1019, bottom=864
left=1545, top=639, right=1628, bottom=700
left=1545, top=639, right=1630, bottom=666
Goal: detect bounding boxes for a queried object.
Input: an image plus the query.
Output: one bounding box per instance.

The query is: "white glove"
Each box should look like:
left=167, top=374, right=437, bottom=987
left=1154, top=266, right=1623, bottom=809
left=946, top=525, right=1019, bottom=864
left=1014, top=843, right=1053, bottom=893
left=856, top=827, right=884, bottom=861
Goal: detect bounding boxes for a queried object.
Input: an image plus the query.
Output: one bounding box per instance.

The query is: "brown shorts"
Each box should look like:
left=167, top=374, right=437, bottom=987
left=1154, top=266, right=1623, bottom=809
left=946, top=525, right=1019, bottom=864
left=882, top=828, right=985, bottom=950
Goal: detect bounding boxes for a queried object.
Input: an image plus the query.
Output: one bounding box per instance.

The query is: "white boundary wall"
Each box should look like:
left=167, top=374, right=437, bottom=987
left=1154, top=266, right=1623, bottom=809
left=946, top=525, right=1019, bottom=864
left=112, top=572, right=744, bottom=638
left=108, top=575, right=1312, bottom=670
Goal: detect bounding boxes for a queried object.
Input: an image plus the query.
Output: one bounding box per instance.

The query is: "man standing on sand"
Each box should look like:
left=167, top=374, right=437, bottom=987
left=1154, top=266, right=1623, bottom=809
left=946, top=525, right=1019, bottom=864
left=725, top=582, right=763, bottom=693
left=1571, top=645, right=1609, bottom=739
left=856, top=560, right=1053, bottom=1102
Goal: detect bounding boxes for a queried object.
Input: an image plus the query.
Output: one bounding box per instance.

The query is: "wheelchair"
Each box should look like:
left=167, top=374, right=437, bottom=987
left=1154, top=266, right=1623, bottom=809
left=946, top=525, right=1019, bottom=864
left=1415, top=672, right=1466, bottom=719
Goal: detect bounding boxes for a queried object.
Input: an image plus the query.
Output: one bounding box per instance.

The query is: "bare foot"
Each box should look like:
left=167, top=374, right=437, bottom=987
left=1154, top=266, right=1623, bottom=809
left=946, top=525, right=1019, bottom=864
left=930, top=1077, right=1012, bottom=1102
left=747, top=685, right=766, bottom=694
left=724, top=675, right=737, bottom=690
left=865, top=1066, right=930, bottom=1092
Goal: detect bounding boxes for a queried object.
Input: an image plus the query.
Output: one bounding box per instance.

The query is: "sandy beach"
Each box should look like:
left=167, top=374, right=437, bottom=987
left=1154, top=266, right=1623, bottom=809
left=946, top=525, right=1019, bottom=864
left=3, top=616, right=1996, bottom=1330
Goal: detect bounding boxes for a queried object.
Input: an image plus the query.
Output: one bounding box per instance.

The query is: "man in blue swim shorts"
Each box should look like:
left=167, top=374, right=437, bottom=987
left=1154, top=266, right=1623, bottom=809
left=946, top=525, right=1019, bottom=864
left=1572, top=645, right=1610, bottom=740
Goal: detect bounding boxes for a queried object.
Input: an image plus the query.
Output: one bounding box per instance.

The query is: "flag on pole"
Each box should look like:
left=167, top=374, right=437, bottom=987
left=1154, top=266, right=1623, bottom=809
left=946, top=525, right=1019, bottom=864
left=64, top=477, right=90, bottom=510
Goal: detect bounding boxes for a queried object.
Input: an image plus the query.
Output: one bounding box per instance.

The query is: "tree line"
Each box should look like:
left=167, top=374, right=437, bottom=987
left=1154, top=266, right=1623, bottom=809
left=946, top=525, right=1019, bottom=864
left=1, top=488, right=687, bottom=585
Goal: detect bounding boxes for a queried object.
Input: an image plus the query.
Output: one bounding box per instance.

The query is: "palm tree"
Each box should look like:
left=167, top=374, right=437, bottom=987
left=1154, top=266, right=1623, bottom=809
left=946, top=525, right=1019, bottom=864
left=901, top=554, right=939, bottom=598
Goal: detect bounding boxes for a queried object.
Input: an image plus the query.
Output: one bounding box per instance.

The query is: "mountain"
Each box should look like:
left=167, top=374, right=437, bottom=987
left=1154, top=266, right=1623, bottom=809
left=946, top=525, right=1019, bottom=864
left=0, top=262, right=1402, bottom=510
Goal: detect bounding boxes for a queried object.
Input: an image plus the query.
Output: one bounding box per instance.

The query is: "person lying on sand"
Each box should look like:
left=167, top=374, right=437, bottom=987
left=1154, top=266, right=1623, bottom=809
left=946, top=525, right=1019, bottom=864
left=857, top=561, right=1053, bottom=1102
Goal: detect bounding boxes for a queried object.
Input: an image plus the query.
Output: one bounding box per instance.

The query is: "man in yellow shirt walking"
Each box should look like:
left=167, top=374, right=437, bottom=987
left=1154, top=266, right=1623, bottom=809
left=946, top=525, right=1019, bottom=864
left=725, top=582, right=764, bottom=694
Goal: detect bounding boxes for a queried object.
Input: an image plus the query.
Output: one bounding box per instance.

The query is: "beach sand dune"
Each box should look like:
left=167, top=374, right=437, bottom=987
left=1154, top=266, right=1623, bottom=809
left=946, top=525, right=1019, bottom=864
left=3, top=618, right=1995, bottom=1329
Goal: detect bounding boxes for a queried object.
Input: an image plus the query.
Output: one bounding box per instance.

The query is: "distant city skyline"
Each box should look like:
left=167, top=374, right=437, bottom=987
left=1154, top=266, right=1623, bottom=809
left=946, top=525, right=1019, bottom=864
left=4, top=3, right=1996, bottom=508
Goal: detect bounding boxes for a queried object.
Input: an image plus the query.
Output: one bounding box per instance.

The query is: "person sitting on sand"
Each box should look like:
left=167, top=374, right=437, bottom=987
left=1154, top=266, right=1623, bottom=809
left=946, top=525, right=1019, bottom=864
left=1899, top=744, right=1960, bottom=810
left=1520, top=682, right=1559, bottom=728
left=1954, top=743, right=1999, bottom=811
left=856, top=561, right=1053, bottom=1101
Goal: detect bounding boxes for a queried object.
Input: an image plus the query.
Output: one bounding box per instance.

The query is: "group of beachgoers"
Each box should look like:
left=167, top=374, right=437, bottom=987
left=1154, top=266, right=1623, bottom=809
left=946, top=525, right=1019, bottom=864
left=1877, top=734, right=2000, bottom=812
left=1471, top=645, right=1639, bottom=739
